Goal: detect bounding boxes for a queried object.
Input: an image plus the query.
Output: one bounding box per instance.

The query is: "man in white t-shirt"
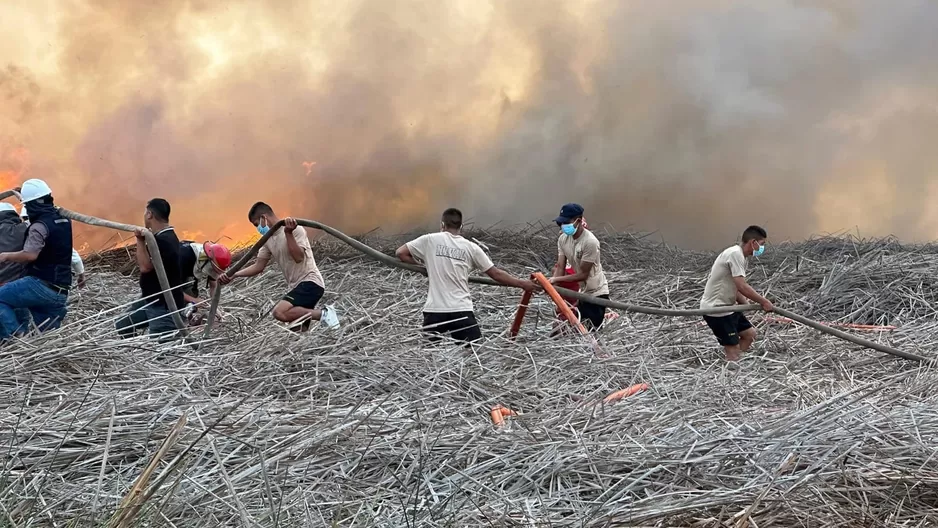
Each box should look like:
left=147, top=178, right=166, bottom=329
left=396, top=208, right=535, bottom=344
left=700, top=225, right=774, bottom=361
left=218, top=202, right=339, bottom=330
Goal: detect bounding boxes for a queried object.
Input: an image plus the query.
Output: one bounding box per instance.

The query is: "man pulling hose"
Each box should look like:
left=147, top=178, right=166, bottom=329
left=0, top=179, right=74, bottom=340
left=218, top=202, right=340, bottom=331
left=396, top=208, right=535, bottom=344
left=0, top=203, right=28, bottom=286
left=700, top=225, right=774, bottom=361
left=21, top=203, right=85, bottom=289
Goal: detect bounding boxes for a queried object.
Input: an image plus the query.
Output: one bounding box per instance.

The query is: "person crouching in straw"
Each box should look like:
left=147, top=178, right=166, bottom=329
left=218, top=202, right=340, bottom=331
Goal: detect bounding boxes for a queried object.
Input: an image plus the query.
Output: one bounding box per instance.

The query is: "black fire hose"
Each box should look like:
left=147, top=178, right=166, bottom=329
left=202, top=219, right=927, bottom=363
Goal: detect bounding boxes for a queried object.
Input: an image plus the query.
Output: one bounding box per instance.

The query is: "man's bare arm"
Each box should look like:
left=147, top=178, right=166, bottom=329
left=552, top=261, right=591, bottom=284
left=285, top=235, right=304, bottom=265
left=552, top=253, right=567, bottom=278
left=135, top=235, right=154, bottom=273
left=0, top=250, right=39, bottom=264
left=733, top=276, right=773, bottom=311
left=183, top=292, right=201, bottom=304
left=236, top=258, right=269, bottom=278
left=485, top=267, right=535, bottom=292
left=396, top=244, right=419, bottom=265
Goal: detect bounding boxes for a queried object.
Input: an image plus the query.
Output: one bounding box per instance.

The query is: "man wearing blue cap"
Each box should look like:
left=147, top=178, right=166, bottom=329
left=550, top=203, right=610, bottom=331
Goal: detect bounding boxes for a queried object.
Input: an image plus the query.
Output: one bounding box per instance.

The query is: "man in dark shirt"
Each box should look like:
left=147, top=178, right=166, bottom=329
left=0, top=203, right=28, bottom=285
left=0, top=179, right=73, bottom=340
left=115, top=198, right=185, bottom=339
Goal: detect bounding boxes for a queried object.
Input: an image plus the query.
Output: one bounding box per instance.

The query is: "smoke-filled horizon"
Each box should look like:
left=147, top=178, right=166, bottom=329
left=2, top=0, right=938, bottom=251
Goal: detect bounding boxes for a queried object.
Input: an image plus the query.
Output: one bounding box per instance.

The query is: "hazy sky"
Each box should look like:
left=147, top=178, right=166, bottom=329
left=2, top=0, right=937, bottom=250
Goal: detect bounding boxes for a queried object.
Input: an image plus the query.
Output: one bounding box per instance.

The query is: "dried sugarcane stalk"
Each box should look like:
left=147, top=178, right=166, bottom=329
left=108, top=414, right=187, bottom=527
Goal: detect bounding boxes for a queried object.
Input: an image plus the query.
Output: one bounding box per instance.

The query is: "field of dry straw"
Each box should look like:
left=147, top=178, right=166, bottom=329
left=2, top=223, right=938, bottom=526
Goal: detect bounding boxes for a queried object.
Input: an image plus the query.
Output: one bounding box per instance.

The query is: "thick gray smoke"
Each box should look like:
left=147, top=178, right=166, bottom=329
left=1, top=0, right=937, bottom=249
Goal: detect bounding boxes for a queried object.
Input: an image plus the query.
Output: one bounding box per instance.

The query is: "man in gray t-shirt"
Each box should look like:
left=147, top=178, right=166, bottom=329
left=551, top=203, right=610, bottom=331
left=700, top=225, right=774, bottom=361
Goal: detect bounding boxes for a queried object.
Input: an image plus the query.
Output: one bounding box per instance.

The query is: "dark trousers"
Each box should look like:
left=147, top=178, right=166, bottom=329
left=578, top=294, right=610, bottom=331
left=422, top=311, right=482, bottom=343
left=116, top=298, right=178, bottom=339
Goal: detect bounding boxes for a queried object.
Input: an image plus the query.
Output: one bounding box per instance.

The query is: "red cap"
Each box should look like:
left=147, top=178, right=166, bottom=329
left=203, top=242, right=232, bottom=272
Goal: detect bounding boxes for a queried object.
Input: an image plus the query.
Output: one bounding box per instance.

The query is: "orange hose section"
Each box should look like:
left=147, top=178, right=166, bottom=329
left=508, top=290, right=533, bottom=339
left=532, top=272, right=589, bottom=335
left=491, top=405, right=518, bottom=427
left=603, top=383, right=650, bottom=403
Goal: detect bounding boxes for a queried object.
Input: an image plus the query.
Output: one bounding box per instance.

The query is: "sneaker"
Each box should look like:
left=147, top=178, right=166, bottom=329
left=320, top=305, right=340, bottom=329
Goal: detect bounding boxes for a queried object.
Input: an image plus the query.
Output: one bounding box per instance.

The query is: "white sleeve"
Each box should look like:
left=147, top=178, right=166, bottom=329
left=405, top=234, right=431, bottom=261
left=470, top=243, right=494, bottom=272
left=728, top=250, right=746, bottom=277
left=71, top=249, right=85, bottom=275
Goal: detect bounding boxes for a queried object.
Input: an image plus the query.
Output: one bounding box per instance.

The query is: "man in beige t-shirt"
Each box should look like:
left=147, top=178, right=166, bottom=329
left=218, top=202, right=339, bottom=330
left=700, top=225, right=773, bottom=361
left=550, top=203, right=610, bottom=331
left=396, top=208, right=534, bottom=344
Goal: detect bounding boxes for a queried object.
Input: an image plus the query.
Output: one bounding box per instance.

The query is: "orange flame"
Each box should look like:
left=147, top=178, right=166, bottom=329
left=0, top=171, right=19, bottom=196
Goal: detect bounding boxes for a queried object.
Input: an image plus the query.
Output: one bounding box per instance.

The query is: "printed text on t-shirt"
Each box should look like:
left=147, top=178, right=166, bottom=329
left=435, top=244, right=469, bottom=262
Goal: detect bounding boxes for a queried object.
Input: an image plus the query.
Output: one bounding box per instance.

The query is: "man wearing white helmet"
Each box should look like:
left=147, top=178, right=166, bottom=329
left=0, top=179, right=74, bottom=340
left=0, top=203, right=29, bottom=285
left=20, top=204, right=85, bottom=288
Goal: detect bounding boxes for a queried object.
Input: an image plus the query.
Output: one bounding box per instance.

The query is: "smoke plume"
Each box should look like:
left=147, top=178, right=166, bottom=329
left=1, top=0, right=938, bottom=250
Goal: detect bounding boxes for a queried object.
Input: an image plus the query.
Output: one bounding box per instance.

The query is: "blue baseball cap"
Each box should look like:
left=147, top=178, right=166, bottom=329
left=554, top=203, right=584, bottom=225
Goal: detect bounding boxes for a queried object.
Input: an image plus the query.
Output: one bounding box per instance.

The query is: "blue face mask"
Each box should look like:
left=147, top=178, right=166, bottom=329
left=257, top=218, right=270, bottom=236
left=561, top=223, right=577, bottom=236
left=753, top=243, right=765, bottom=257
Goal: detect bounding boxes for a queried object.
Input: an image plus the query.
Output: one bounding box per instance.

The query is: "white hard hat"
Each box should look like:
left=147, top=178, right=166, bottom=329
left=19, top=204, right=27, bottom=217
left=0, top=203, right=16, bottom=213
left=18, top=179, right=53, bottom=203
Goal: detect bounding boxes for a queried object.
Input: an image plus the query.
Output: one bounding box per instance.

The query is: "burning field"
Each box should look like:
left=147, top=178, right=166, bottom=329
left=1, top=224, right=938, bottom=526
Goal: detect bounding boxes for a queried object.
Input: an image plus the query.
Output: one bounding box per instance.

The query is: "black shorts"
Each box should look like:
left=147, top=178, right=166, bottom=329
left=703, top=313, right=753, bottom=346
left=577, top=295, right=610, bottom=331
left=422, top=311, right=482, bottom=343
left=283, top=281, right=325, bottom=309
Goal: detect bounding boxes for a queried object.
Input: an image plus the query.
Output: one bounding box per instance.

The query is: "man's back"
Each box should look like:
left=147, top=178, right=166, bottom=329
left=0, top=212, right=27, bottom=283
left=405, top=232, right=494, bottom=313
left=139, top=227, right=185, bottom=309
